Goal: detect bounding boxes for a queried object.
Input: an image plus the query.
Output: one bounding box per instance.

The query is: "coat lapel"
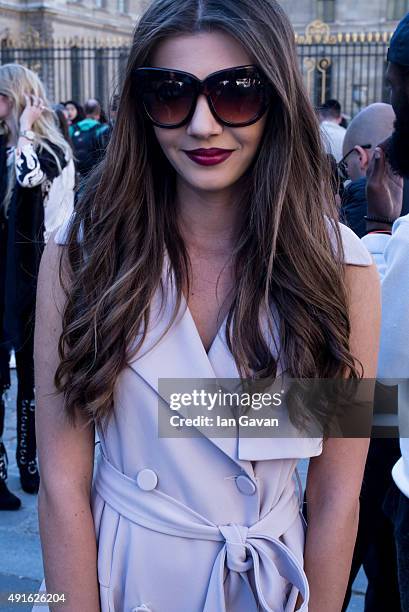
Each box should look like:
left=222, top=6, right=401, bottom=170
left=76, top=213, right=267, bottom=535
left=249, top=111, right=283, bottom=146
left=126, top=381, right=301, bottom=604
left=126, top=261, right=255, bottom=477
left=126, top=258, right=321, bottom=471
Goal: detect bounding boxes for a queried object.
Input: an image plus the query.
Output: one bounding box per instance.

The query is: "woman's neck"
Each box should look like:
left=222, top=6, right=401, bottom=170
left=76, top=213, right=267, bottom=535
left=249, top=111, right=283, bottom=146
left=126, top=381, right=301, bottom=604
left=176, top=179, right=240, bottom=258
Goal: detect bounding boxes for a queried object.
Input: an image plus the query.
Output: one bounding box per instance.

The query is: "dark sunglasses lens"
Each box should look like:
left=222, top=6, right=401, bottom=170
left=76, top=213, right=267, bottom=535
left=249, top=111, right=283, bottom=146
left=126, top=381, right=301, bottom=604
left=141, top=74, right=194, bottom=126
left=210, top=74, right=267, bottom=124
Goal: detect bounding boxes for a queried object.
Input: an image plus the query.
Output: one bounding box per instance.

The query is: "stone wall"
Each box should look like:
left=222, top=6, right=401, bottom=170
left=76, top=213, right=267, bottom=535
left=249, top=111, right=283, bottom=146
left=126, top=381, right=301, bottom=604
left=1, top=0, right=404, bottom=44
left=280, top=0, right=402, bottom=32
left=1, top=0, right=406, bottom=45
left=0, top=0, right=149, bottom=43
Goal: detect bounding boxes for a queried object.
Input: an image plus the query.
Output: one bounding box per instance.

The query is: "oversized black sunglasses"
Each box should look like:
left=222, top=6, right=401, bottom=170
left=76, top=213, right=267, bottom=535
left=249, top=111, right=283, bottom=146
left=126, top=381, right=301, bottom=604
left=133, top=65, right=273, bottom=129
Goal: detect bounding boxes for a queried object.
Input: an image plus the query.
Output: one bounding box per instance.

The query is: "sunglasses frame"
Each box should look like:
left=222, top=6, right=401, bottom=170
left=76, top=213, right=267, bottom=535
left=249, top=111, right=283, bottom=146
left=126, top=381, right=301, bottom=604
left=337, top=143, right=372, bottom=181
left=133, top=64, right=273, bottom=129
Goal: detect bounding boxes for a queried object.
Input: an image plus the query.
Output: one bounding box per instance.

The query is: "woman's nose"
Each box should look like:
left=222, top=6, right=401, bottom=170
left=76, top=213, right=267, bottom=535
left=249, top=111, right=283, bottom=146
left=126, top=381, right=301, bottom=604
left=186, top=94, right=223, bottom=138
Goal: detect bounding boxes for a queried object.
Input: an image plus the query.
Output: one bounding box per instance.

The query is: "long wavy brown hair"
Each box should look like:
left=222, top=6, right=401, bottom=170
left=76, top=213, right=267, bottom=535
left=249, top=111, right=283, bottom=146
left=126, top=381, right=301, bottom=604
left=56, top=0, right=360, bottom=427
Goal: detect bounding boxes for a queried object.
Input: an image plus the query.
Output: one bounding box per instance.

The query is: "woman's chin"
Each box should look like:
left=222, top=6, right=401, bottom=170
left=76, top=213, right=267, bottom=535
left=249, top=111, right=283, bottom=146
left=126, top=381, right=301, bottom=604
left=179, top=169, right=241, bottom=194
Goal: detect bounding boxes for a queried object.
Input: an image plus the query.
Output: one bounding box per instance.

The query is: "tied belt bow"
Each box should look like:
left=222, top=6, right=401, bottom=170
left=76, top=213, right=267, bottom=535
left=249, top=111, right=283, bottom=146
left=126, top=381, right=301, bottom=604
left=220, top=524, right=253, bottom=572
left=94, top=454, right=309, bottom=611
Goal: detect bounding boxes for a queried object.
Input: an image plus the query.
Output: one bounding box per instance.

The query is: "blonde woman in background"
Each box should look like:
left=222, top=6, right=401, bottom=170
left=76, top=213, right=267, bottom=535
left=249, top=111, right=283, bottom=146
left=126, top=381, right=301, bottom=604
left=0, top=64, right=74, bottom=509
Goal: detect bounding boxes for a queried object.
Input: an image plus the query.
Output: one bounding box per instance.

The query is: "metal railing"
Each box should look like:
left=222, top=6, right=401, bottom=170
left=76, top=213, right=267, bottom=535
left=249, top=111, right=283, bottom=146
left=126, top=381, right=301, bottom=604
left=296, top=21, right=392, bottom=117
left=0, top=20, right=394, bottom=117
left=0, top=38, right=129, bottom=109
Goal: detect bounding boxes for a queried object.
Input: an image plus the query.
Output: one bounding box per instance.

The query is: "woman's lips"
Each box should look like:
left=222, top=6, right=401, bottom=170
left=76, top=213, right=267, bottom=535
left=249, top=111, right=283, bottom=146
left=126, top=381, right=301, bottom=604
left=183, top=148, right=234, bottom=166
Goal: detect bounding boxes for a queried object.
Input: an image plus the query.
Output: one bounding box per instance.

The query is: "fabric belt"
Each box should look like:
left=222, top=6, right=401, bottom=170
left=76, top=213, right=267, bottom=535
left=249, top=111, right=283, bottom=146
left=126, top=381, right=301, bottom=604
left=94, top=453, right=309, bottom=611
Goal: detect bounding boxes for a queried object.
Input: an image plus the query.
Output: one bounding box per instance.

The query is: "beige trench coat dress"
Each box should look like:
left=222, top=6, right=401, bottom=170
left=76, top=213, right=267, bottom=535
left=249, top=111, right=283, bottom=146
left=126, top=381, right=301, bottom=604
left=36, top=218, right=372, bottom=612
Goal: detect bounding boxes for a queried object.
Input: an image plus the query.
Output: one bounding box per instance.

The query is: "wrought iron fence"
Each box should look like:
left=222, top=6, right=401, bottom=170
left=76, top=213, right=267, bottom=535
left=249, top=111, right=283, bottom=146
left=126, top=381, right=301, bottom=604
left=0, top=20, right=393, bottom=117
left=296, top=21, right=392, bottom=117
left=0, top=37, right=129, bottom=110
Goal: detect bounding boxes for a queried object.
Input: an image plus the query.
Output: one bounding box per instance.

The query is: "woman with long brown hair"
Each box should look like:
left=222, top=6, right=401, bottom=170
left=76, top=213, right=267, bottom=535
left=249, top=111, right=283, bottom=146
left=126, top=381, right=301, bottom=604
left=35, top=1, right=380, bottom=610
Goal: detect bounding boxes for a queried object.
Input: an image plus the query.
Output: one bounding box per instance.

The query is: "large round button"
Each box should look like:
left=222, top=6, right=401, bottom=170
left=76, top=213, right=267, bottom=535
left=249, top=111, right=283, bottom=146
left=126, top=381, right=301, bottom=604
left=136, top=468, right=158, bottom=491
left=235, top=474, right=257, bottom=496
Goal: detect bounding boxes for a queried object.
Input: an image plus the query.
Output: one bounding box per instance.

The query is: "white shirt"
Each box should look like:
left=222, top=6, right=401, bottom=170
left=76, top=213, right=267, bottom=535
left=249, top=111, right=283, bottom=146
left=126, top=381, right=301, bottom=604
left=362, top=216, right=409, bottom=498
left=320, top=120, right=346, bottom=163
left=42, top=157, right=75, bottom=243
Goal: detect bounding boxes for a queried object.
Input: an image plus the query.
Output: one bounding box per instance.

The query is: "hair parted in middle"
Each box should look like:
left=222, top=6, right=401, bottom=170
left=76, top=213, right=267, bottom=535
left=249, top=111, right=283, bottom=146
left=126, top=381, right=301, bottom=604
left=56, top=0, right=358, bottom=428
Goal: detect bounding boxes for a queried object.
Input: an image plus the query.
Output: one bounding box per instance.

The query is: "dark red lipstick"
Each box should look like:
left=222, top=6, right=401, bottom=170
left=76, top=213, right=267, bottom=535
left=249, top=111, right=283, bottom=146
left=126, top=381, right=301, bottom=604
left=184, top=148, right=234, bottom=166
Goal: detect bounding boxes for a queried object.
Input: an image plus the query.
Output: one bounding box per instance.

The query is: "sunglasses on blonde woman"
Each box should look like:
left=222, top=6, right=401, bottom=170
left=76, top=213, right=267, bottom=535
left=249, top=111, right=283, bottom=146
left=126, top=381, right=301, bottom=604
left=133, top=65, right=273, bottom=129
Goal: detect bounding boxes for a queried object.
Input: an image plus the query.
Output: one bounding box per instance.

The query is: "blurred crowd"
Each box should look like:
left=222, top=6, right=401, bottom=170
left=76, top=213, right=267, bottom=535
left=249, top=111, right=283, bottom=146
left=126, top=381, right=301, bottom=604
left=58, top=96, right=118, bottom=181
